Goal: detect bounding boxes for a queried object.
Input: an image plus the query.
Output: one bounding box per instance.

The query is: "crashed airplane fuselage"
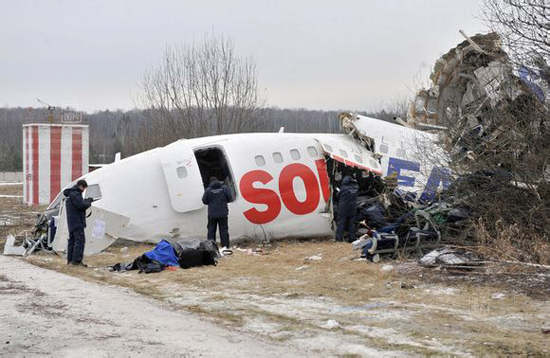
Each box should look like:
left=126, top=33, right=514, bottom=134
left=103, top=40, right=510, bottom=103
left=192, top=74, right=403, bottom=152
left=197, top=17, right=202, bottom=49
left=49, top=114, right=450, bottom=255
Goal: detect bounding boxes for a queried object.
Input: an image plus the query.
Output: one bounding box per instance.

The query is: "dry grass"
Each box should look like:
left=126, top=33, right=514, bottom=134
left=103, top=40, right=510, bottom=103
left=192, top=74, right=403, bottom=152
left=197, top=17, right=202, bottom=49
left=23, top=240, right=550, bottom=356
left=3, top=189, right=549, bottom=355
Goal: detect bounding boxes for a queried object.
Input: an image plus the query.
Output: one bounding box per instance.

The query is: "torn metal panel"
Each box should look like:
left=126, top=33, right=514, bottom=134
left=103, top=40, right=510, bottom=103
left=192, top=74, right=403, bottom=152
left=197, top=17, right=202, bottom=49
left=3, top=235, right=26, bottom=256
left=52, top=201, right=130, bottom=256
left=315, top=137, right=383, bottom=175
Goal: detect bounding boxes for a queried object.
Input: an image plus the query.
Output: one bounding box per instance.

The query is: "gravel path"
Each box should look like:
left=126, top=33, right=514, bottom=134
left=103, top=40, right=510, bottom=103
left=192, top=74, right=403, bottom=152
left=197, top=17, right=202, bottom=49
left=0, top=256, right=304, bottom=357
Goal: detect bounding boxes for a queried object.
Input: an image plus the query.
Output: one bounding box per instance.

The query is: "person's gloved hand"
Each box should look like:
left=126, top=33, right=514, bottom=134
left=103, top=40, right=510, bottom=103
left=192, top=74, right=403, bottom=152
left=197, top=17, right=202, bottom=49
left=85, top=197, right=94, bottom=203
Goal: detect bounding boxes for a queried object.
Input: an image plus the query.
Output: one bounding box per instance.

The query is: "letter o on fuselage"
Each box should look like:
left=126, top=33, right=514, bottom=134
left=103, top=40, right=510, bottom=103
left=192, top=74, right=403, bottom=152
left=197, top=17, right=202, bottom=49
left=279, top=163, right=320, bottom=215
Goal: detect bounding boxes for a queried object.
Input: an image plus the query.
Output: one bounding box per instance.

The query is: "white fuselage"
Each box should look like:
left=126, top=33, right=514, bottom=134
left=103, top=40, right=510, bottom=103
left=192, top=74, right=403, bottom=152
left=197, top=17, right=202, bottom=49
left=51, top=115, right=449, bottom=254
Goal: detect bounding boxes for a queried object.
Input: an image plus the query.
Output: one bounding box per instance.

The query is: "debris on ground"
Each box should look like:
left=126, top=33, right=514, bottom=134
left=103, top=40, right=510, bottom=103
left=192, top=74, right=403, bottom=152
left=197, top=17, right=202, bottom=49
left=419, top=248, right=483, bottom=269
left=234, top=247, right=266, bottom=256
left=3, top=235, right=25, bottom=256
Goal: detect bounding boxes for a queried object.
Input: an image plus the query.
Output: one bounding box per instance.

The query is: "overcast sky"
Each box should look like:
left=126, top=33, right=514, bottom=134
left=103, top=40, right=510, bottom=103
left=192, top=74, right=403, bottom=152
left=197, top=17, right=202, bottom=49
left=0, top=0, right=485, bottom=112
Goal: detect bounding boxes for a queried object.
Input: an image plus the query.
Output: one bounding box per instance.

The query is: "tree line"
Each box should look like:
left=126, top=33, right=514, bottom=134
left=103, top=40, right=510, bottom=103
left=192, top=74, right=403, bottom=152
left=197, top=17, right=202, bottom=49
left=0, top=106, right=403, bottom=171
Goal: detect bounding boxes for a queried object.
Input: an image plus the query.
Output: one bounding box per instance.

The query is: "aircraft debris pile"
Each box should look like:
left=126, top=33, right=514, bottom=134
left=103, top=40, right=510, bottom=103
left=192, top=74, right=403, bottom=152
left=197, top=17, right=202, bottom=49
left=347, top=174, right=472, bottom=262
left=407, top=32, right=549, bottom=161
left=2, top=211, right=54, bottom=256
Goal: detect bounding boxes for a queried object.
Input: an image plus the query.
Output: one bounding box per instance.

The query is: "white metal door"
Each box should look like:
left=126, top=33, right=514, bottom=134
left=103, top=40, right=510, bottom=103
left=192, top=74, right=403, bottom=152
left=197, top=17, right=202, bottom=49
left=159, top=140, right=205, bottom=212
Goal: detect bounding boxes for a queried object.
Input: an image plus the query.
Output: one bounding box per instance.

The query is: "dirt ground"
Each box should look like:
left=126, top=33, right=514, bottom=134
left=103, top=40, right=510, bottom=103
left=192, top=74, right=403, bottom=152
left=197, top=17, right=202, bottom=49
left=0, top=255, right=302, bottom=357
left=2, top=186, right=549, bottom=356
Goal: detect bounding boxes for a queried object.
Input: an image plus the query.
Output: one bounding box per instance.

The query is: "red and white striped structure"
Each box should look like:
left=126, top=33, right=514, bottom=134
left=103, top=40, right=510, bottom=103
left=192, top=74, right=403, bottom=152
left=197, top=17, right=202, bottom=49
left=22, top=123, right=89, bottom=206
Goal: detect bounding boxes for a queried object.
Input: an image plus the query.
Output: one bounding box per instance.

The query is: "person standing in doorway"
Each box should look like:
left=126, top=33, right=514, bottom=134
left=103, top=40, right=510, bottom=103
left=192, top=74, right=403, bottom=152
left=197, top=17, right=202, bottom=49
left=202, top=176, right=232, bottom=249
left=63, top=179, right=93, bottom=266
left=335, top=175, right=359, bottom=242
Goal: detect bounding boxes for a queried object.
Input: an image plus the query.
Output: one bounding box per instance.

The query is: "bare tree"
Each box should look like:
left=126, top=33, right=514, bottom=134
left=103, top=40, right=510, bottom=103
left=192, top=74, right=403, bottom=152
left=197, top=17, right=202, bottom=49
left=138, top=34, right=264, bottom=149
left=482, top=0, right=549, bottom=72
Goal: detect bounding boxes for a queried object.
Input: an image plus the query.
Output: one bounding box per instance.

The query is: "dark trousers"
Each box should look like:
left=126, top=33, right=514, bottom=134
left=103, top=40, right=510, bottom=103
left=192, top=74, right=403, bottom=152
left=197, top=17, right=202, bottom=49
left=336, top=214, right=356, bottom=242
left=67, top=228, right=86, bottom=263
left=207, top=216, right=230, bottom=248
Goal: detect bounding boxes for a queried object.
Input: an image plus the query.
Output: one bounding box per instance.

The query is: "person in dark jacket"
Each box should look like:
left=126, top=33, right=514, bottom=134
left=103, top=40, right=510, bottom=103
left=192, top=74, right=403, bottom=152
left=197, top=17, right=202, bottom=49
left=202, top=177, right=232, bottom=248
left=335, top=175, right=359, bottom=242
left=63, top=179, right=93, bottom=266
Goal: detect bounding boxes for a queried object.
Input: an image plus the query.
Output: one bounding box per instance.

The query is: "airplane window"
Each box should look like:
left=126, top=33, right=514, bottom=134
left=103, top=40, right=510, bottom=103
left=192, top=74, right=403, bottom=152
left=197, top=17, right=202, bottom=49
left=354, top=154, right=363, bottom=163
left=307, top=146, right=318, bottom=157
left=324, top=144, right=333, bottom=152
left=397, top=148, right=406, bottom=157
left=339, top=149, right=348, bottom=158
left=255, top=155, right=266, bottom=167
left=290, top=149, right=301, bottom=160
left=272, top=152, right=283, bottom=163
left=176, top=166, right=188, bottom=179
left=380, top=144, right=389, bottom=153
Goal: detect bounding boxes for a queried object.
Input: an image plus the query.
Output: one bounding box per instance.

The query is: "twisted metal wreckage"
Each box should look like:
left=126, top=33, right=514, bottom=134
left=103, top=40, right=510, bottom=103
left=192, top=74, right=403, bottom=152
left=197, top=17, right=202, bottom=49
left=4, top=33, right=548, bottom=265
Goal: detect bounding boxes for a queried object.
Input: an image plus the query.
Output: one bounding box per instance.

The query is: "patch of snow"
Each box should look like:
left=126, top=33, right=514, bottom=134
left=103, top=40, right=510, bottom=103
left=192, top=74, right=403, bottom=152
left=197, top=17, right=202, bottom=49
left=381, top=264, right=394, bottom=271
left=322, top=319, right=340, bottom=329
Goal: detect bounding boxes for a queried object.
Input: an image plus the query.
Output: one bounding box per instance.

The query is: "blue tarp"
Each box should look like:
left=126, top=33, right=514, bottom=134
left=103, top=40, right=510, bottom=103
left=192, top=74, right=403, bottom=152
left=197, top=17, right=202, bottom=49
left=144, top=239, right=179, bottom=266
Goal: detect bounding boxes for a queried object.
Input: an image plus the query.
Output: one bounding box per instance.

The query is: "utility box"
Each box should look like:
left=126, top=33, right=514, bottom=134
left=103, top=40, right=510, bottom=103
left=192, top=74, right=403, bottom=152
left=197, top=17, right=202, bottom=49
left=22, top=123, right=89, bottom=206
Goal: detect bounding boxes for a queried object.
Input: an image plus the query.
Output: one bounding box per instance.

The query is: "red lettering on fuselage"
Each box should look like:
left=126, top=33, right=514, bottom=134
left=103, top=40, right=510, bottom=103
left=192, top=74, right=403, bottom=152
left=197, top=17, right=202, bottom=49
left=239, top=170, right=281, bottom=224
left=314, top=159, right=330, bottom=203
left=279, top=163, right=320, bottom=215
left=240, top=161, right=330, bottom=224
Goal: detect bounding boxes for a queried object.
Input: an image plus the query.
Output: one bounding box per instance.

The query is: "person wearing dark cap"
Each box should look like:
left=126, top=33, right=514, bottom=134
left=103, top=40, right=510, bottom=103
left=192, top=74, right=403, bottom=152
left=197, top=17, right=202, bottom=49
left=63, top=179, right=93, bottom=266
left=202, top=176, right=232, bottom=249
left=335, top=175, right=359, bottom=242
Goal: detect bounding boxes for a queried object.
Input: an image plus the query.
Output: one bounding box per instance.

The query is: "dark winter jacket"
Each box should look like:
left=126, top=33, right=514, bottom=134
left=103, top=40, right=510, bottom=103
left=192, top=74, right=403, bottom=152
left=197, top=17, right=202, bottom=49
left=202, top=181, right=231, bottom=219
left=337, top=176, right=359, bottom=218
left=63, top=185, right=92, bottom=232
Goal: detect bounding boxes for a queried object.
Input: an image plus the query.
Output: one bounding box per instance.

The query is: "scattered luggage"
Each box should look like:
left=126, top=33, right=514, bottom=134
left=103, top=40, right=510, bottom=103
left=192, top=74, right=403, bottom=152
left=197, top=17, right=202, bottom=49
left=109, top=238, right=222, bottom=273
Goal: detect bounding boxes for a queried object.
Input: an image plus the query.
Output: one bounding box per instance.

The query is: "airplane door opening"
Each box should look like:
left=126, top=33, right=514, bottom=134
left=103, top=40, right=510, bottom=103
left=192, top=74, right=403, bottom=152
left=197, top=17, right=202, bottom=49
left=194, top=147, right=237, bottom=201
left=324, top=156, right=386, bottom=232
left=325, top=157, right=385, bottom=199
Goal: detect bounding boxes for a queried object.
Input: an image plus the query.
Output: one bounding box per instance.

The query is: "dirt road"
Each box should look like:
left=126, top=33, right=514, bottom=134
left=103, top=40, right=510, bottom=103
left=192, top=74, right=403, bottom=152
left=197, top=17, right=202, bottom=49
left=0, top=256, right=304, bottom=357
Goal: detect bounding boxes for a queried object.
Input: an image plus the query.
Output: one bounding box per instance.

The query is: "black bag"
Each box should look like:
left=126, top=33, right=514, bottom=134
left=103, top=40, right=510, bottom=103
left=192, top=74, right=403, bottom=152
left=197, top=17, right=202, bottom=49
left=138, top=260, right=165, bottom=274
left=178, top=248, right=209, bottom=269
left=177, top=241, right=220, bottom=269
